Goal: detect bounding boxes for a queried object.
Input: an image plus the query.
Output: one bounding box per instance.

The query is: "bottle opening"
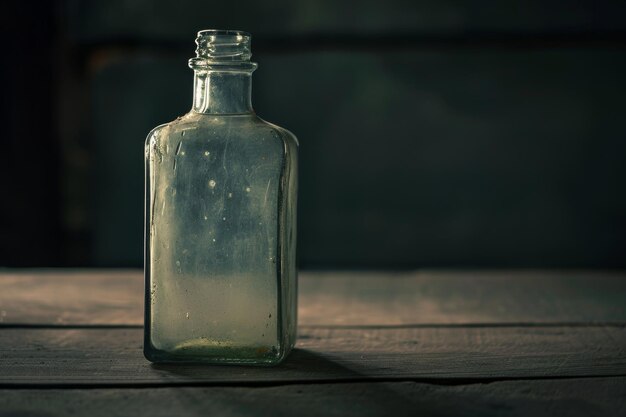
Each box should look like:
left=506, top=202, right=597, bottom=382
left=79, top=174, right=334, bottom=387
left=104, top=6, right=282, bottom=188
left=189, top=29, right=257, bottom=71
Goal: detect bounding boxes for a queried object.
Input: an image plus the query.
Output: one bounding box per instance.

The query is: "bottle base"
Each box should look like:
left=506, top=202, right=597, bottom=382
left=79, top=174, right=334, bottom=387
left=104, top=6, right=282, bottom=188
left=144, top=338, right=290, bottom=366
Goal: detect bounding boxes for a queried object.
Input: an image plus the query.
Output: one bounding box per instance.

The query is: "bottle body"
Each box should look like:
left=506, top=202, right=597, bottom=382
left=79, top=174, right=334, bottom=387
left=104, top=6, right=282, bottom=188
left=144, top=30, right=298, bottom=365
left=144, top=113, right=298, bottom=364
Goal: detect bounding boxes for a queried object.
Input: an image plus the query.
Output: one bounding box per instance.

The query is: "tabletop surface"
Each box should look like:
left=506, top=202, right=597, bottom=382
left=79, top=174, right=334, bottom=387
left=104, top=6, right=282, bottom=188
left=0, top=269, right=625, bottom=416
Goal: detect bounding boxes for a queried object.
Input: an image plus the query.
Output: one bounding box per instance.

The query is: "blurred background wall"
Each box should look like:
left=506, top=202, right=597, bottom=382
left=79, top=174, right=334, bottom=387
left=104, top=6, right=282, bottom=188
left=1, top=0, right=625, bottom=268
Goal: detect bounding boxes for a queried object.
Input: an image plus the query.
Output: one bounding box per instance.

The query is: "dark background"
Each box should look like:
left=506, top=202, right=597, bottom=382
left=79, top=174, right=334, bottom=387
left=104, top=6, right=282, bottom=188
left=1, top=0, right=625, bottom=269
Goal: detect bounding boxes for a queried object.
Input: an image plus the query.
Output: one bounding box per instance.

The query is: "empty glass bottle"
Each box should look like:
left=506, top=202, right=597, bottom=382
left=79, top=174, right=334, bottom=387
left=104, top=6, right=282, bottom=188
left=144, top=30, right=298, bottom=365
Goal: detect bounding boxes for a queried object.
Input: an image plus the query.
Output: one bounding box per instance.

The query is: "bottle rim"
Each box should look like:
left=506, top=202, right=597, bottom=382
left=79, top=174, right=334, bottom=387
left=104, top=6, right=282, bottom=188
left=196, top=29, right=251, bottom=38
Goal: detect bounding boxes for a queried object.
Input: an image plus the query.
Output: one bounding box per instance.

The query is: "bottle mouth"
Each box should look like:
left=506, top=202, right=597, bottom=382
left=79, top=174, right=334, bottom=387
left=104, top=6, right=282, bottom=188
left=189, top=29, right=257, bottom=72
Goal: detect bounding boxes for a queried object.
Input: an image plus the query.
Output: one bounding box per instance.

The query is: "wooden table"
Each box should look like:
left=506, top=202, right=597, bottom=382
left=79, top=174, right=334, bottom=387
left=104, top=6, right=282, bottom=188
left=0, top=270, right=625, bottom=416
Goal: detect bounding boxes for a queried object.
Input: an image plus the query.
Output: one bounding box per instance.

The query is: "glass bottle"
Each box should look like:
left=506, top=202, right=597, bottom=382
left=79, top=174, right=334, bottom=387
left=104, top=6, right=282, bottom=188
left=144, top=30, right=298, bottom=365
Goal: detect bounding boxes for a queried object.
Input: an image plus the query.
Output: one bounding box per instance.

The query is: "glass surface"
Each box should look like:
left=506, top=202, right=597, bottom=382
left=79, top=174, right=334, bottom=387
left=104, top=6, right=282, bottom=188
left=144, top=30, right=298, bottom=365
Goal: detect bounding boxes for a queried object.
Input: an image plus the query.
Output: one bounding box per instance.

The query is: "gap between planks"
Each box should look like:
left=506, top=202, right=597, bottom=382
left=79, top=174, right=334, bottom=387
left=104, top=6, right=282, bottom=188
left=2, top=374, right=626, bottom=391
left=1, top=322, right=626, bottom=330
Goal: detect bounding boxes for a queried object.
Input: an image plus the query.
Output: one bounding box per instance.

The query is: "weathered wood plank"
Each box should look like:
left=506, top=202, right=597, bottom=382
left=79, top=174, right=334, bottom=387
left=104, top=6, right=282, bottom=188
left=1, top=270, right=625, bottom=326
left=0, top=270, right=143, bottom=326
left=300, top=270, right=626, bottom=325
left=1, top=326, right=624, bottom=385
left=0, top=377, right=624, bottom=417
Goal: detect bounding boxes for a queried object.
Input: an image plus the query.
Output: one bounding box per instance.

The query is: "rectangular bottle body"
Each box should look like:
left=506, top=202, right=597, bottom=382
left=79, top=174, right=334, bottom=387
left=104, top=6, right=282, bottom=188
left=144, top=114, right=297, bottom=365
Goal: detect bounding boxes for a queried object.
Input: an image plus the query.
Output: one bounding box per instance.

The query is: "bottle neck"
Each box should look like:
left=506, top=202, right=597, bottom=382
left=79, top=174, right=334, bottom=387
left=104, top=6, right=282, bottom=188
left=192, top=71, right=253, bottom=115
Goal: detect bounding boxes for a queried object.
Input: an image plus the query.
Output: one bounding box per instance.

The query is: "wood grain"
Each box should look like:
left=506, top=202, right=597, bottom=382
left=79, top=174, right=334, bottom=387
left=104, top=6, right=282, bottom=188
left=0, top=270, right=143, bottom=326
left=1, top=270, right=625, bottom=326
left=300, top=270, right=626, bottom=326
left=1, top=377, right=624, bottom=417
left=1, top=326, right=625, bottom=385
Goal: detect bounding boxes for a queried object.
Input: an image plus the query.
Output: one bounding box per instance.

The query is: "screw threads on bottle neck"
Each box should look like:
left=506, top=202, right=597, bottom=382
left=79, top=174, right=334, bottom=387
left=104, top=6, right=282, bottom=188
left=189, top=30, right=257, bottom=72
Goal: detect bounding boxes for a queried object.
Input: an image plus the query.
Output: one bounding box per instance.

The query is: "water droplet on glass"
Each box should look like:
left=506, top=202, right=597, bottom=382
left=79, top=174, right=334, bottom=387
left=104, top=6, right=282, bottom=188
left=208, top=179, right=216, bottom=189
left=176, top=260, right=181, bottom=266
left=203, top=215, right=208, bottom=220
left=245, top=187, right=251, bottom=192
left=212, top=238, right=216, bottom=242
left=181, top=151, right=185, bottom=155
left=181, top=131, right=186, bottom=136
left=175, top=142, right=182, bottom=155
left=204, top=151, right=210, bottom=156
left=228, top=192, right=233, bottom=198
left=186, top=312, right=189, bottom=319
left=222, top=217, right=226, bottom=221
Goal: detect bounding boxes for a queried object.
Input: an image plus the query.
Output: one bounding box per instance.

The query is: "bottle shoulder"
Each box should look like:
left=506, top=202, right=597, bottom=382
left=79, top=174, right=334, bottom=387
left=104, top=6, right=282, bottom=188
left=145, top=112, right=205, bottom=144
left=256, top=116, right=299, bottom=149
left=146, top=113, right=298, bottom=149
left=145, top=122, right=170, bottom=146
